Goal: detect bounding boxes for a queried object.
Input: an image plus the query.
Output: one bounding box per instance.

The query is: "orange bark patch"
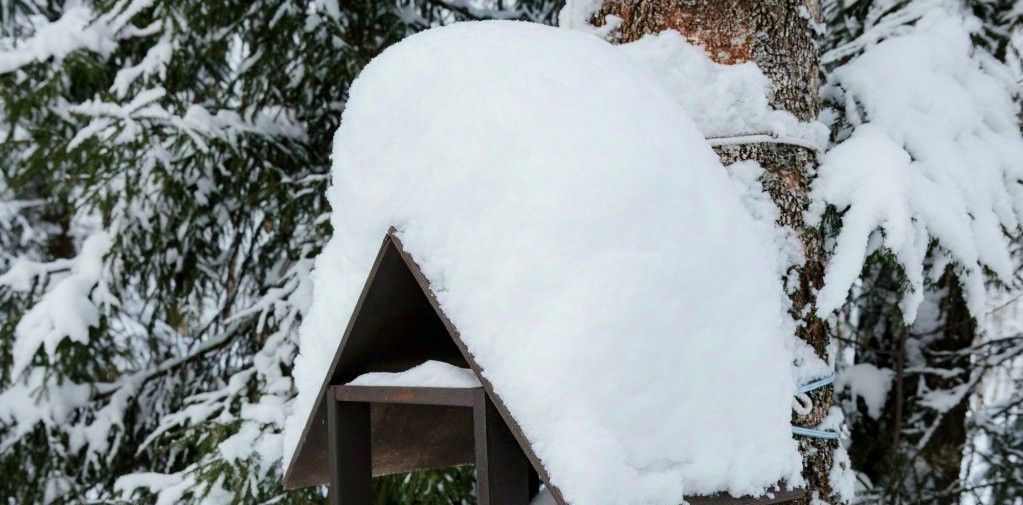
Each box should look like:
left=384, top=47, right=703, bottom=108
left=594, top=0, right=754, bottom=65
left=662, top=11, right=752, bottom=64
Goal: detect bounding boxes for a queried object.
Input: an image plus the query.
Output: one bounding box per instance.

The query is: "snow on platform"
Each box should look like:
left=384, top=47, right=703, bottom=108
left=285, top=21, right=801, bottom=505
left=347, top=361, right=481, bottom=389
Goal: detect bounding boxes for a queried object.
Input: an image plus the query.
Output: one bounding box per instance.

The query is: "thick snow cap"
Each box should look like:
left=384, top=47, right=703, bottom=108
left=285, top=21, right=801, bottom=505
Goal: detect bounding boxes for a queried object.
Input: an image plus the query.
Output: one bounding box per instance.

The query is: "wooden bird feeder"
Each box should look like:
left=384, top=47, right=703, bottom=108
left=283, top=230, right=806, bottom=505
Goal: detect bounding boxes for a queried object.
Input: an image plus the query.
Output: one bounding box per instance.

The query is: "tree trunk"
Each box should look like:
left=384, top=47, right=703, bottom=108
left=916, top=274, right=972, bottom=504
left=847, top=265, right=973, bottom=504
left=590, top=1, right=838, bottom=503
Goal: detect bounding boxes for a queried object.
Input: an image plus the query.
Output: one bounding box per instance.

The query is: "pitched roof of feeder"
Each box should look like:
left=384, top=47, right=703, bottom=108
left=283, top=21, right=803, bottom=505
left=284, top=231, right=803, bottom=505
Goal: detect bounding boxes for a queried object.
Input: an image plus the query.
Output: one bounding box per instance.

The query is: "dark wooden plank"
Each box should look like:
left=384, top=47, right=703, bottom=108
left=685, top=487, right=806, bottom=505
left=368, top=403, right=475, bottom=476
left=335, top=385, right=480, bottom=407
left=328, top=396, right=371, bottom=505
left=474, top=394, right=530, bottom=505
left=527, top=465, right=540, bottom=501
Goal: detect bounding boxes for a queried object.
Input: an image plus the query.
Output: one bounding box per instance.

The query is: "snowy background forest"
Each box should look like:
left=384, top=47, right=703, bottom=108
left=1, top=0, right=1022, bottom=504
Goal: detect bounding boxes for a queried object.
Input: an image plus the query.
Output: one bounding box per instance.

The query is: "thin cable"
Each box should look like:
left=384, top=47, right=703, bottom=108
left=795, top=373, right=836, bottom=394
left=706, top=134, right=822, bottom=153
left=790, top=374, right=840, bottom=440
left=792, top=394, right=814, bottom=417
left=791, top=426, right=840, bottom=440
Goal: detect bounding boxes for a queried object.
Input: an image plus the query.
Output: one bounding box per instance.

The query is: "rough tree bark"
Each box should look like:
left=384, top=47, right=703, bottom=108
left=589, top=1, right=839, bottom=503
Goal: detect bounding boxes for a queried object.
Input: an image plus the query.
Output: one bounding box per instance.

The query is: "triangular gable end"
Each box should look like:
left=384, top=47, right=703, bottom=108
left=283, top=229, right=569, bottom=505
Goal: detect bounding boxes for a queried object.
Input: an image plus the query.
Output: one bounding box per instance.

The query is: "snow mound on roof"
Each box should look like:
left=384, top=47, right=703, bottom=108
left=285, top=21, right=801, bottom=504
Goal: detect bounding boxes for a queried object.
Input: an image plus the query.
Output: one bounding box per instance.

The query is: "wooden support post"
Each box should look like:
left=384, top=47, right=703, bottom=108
left=528, top=465, right=541, bottom=501
left=328, top=388, right=372, bottom=505
left=474, top=395, right=530, bottom=505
